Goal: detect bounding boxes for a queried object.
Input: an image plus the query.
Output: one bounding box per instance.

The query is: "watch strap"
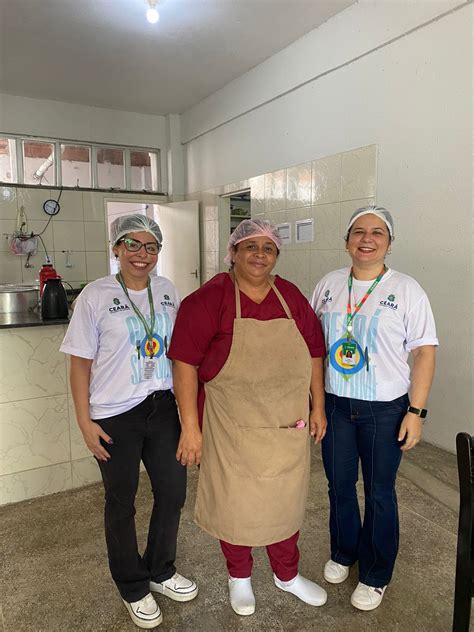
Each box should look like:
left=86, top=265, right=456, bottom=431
left=407, top=405, right=428, bottom=419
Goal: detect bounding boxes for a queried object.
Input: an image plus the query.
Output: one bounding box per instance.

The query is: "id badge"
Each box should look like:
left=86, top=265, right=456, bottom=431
left=342, top=341, right=357, bottom=366
left=142, top=357, right=157, bottom=380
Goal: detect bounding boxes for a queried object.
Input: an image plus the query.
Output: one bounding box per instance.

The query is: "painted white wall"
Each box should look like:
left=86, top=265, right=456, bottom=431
left=0, top=93, right=169, bottom=192
left=183, top=2, right=473, bottom=451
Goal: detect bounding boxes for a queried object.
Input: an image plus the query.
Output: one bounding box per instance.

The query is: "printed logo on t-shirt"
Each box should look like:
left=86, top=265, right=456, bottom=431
left=108, top=297, right=130, bottom=313
left=379, top=294, right=398, bottom=310
left=160, top=293, right=175, bottom=308
left=322, top=289, right=333, bottom=304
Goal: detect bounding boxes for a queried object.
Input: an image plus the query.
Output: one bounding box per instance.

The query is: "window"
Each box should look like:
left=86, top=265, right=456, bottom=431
left=61, top=144, right=91, bottom=188
left=97, top=147, right=125, bottom=189
left=0, top=134, right=161, bottom=192
left=22, top=140, right=55, bottom=186
left=130, top=150, right=158, bottom=191
left=0, top=137, right=17, bottom=183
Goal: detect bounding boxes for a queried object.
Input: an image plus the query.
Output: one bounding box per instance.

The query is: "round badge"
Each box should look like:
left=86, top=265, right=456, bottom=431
left=329, top=337, right=365, bottom=377
left=140, top=334, right=164, bottom=359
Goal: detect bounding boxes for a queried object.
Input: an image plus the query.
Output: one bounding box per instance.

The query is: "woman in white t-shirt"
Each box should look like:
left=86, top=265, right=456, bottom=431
left=311, top=206, right=438, bottom=612
left=61, top=214, right=198, bottom=629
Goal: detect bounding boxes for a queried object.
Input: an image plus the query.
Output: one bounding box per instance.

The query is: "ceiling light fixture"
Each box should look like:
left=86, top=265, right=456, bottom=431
left=145, top=0, right=159, bottom=24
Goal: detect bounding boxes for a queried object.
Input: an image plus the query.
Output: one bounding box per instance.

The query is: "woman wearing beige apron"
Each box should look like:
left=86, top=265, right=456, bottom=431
left=169, top=219, right=327, bottom=616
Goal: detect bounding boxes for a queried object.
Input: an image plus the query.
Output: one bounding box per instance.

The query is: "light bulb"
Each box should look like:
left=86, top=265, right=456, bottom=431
left=146, top=7, right=159, bottom=23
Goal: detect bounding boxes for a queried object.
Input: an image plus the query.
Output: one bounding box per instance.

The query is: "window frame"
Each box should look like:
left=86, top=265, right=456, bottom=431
left=0, top=133, right=162, bottom=193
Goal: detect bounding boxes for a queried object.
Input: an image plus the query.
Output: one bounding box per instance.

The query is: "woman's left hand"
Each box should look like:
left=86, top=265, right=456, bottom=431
left=398, top=413, right=423, bottom=451
left=310, top=409, right=327, bottom=443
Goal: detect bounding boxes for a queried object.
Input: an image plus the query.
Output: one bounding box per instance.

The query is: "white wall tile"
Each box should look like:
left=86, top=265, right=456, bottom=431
left=276, top=249, right=311, bottom=295
left=202, top=220, right=219, bottom=252
left=287, top=162, right=312, bottom=209
left=249, top=175, right=265, bottom=214
left=0, top=462, right=72, bottom=505
left=0, top=325, right=67, bottom=403
left=52, top=220, right=85, bottom=251
left=52, top=250, right=87, bottom=282
left=265, top=169, right=287, bottom=213
left=86, top=251, right=108, bottom=281
left=83, top=192, right=107, bottom=222
left=311, top=203, right=342, bottom=250
left=0, top=187, right=19, bottom=219
left=341, top=145, right=376, bottom=201
left=0, top=252, right=24, bottom=282
left=71, top=457, right=102, bottom=488
left=0, top=395, right=70, bottom=476
left=312, top=153, right=342, bottom=205
left=84, top=221, right=107, bottom=251
left=16, top=188, right=51, bottom=220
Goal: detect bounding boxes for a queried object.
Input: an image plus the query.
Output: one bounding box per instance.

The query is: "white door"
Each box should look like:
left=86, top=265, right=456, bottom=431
left=153, top=201, right=200, bottom=298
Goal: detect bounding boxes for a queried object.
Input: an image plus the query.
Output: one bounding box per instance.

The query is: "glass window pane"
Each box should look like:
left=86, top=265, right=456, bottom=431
left=130, top=150, right=158, bottom=191
left=97, top=148, right=125, bottom=189
left=61, top=144, right=91, bottom=188
left=23, top=141, right=55, bottom=186
left=0, top=138, right=17, bottom=183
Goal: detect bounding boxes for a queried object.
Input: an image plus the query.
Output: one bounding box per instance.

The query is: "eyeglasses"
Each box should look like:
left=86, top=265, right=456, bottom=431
left=118, top=237, right=161, bottom=255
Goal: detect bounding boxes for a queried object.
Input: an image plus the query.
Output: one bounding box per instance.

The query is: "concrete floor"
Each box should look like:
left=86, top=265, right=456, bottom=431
left=0, top=442, right=466, bottom=631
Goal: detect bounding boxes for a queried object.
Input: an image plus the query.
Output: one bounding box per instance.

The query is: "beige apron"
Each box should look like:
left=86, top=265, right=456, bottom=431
left=194, top=275, right=313, bottom=546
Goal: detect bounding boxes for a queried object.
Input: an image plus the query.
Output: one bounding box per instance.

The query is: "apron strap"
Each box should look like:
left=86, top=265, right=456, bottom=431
left=234, top=277, right=242, bottom=319
left=268, top=277, right=293, bottom=319
left=232, top=273, right=293, bottom=320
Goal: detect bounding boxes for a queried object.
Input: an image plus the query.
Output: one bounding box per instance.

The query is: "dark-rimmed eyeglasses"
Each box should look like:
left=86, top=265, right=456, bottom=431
left=118, top=237, right=161, bottom=255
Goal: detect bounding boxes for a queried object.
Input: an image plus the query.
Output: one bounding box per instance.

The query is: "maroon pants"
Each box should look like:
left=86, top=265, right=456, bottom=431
left=220, top=531, right=300, bottom=581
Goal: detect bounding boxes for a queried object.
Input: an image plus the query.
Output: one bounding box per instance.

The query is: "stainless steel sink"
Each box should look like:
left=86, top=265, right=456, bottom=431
left=0, top=284, right=40, bottom=314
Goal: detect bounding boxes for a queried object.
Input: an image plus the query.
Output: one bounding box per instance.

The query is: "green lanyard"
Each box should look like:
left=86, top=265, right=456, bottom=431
left=346, top=266, right=386, bottom=338
left=116, top=273, right=156, bottom=357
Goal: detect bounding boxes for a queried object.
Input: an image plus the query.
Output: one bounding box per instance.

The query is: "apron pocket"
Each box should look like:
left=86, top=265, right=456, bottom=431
left=234, top=427, right=309, bottom=479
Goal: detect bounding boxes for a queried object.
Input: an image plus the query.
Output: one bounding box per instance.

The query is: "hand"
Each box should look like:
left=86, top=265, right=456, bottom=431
left=81, top=420, right=113, bottom=461
left=398, top=413, right=423, bottom=451
left=176, top=427, right=202, bottom=466
left=310, top=409, right=327, bottom=444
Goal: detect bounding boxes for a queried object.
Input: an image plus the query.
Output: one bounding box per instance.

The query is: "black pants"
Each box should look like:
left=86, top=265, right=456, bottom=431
left=95, top=390, right=186, bottom=602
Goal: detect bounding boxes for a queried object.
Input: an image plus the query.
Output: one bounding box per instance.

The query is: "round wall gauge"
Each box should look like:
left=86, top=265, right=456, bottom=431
left=43, top=199, right=61, bottom=216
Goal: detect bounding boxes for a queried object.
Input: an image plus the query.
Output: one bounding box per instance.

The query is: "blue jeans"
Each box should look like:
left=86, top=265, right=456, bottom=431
left=322, top=392, right=409, bottom=588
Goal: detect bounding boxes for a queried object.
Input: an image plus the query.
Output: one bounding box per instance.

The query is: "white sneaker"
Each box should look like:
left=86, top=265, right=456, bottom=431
left=274, top=573, right=327, bottom=607
left=323, top=559, right=350, bottom=584
left=122, top=593, right=162, bottom=629
left=228, top=576, right=256, bottom=616
left=351, top=582, right=387, bottom=611
left=150, top=572, right=198, bottom=602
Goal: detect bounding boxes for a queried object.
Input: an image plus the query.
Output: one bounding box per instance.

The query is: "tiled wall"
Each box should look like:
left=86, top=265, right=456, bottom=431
left=191, top=145, right=376, bottom=295
left=0, top=324, right=101, bottom=505
left=0, top=186, right=167, bottom=287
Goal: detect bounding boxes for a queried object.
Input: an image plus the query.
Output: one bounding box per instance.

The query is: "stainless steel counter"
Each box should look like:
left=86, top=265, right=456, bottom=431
left=0, top=312, right=69, bottom=329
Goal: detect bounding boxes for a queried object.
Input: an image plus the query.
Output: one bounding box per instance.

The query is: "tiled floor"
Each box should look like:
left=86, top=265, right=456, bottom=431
left=1, top=441, right=467, bottom=631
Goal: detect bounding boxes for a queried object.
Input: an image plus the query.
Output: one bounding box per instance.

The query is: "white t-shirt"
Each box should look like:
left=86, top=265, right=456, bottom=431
left=311, top=267, right=438, bottom=402
left=60, top=274, right=180, bottom=419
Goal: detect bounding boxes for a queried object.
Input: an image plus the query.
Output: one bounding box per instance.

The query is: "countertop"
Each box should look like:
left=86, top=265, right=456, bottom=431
left=0, top=311, right=70, bottom=329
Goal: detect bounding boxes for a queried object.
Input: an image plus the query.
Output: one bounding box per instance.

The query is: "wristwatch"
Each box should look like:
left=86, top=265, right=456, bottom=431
left=407, top=406, right=428, bottom=419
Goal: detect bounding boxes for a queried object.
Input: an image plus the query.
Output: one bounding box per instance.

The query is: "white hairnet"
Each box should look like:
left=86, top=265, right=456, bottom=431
left=110, top=214, right=163, bottom=246
left=224, top=219, right=282, bottom=266
left=346, top=205, right=395, bottom=240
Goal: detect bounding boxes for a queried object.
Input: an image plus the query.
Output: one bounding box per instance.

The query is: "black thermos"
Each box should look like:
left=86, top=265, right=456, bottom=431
left=41, top=278, right=69, bottom=320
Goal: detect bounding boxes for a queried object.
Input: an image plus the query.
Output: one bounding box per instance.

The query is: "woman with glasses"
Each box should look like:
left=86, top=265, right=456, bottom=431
left=168, top=219, right=327, bottom=616
left=61, top=214, right=197, bottom=629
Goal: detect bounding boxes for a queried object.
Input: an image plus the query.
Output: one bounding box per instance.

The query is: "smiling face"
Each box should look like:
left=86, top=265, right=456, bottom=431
left=113, top=230, right=159, bottom=289
left=232, top=236, right=278, bottom=282
left=346, top=214, right=391, bottom=270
